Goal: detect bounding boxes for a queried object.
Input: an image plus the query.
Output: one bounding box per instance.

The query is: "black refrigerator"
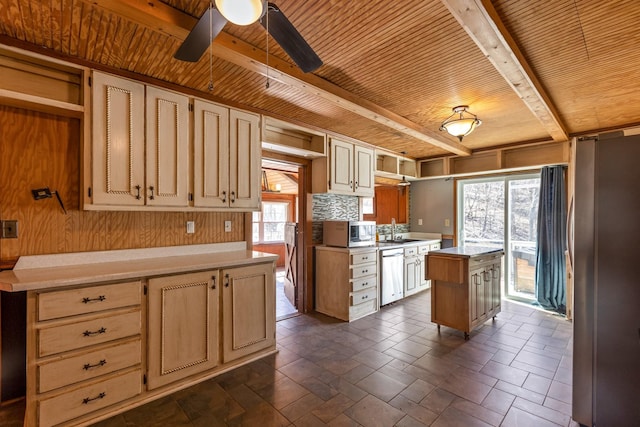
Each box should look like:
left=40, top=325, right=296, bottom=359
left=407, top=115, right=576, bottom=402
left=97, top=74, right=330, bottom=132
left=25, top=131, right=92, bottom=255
left=572, top=133, right=640, bottom=426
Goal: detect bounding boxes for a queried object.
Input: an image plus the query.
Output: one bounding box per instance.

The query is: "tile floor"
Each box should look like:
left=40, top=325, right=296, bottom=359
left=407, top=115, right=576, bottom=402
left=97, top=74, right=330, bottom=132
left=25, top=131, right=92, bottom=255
left=276, top=269, right=298, bottom=320
left=0, top=290, right=577, bottom=427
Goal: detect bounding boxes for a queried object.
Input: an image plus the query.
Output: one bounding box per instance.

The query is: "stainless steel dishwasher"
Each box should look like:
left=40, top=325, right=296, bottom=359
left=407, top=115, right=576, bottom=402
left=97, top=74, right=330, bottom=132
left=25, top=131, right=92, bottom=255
left=380, top=247, right=404, bottom=305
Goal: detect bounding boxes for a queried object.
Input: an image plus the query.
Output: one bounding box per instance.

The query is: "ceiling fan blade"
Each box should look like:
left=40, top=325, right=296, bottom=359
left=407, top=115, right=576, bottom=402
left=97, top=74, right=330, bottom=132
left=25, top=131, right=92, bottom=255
left=261, top=3, right=322, bottom=73
left=174, top=8, right=227, bottom=62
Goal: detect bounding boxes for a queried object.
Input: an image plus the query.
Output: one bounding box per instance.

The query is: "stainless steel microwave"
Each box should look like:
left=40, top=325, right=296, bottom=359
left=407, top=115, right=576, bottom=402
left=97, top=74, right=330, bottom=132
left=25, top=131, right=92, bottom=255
left=323, top=220, right=377, bottom=248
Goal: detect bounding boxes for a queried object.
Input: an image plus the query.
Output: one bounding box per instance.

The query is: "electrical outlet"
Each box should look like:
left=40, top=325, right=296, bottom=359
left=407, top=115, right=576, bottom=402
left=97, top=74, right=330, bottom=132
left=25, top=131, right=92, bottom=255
left=224, top=220, right=232, bottom=232
left=418, top=219, right=423, bottom=226
left=1, top=220, right=18, bottom=239
left=186, top=221, right=195, bottom=234
left=444, top=218, right=450, bottom=227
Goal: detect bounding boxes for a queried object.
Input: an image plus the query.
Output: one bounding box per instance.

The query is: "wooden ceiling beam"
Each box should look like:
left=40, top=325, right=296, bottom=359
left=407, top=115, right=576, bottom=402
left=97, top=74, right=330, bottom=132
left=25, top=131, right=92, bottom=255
left=84, top=0, right=471, bottom=156
left=441, top=0, right=569, bottom=142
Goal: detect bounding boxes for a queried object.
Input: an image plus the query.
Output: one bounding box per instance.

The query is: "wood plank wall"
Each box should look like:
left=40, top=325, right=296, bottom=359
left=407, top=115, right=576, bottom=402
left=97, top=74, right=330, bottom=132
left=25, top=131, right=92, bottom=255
left=0, top=105, right=244, bottom=265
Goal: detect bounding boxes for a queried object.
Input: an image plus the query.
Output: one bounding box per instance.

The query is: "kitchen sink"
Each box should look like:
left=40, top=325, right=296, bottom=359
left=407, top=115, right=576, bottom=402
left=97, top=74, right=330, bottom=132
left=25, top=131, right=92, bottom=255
left=378, top=238, right=422, bottom=245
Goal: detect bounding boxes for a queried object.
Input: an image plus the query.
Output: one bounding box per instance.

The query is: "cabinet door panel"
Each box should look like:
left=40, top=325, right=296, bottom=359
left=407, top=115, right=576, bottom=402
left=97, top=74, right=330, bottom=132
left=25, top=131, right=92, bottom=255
left=354, top=145, right=374, bottom=197
left=223, top=263, right=275, bottom=362
left=147, top=271, right=219, bottom=390
left=145, top=86, right=189, bottom=207
left=230, top=109, right=260, bottom=209
left=330, top=139, right=354, bottom=193
left=404, top=256, right=418, bottom=296
left=91, top=72, right=145, bottom=206
left=193, top=99, right=229, bottom=208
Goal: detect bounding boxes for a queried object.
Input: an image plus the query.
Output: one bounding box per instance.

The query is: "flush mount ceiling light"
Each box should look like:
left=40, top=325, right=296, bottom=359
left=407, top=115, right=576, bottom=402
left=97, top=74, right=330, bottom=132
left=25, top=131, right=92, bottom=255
left=439, top=105, right=482, bottom=142
left=214, top=0, right=266, bottom=25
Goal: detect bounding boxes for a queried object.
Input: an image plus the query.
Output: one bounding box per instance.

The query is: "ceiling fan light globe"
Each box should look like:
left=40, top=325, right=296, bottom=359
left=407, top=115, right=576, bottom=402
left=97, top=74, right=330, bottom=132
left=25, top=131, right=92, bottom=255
left=215, top=0, right=265, bottom=25
left=441, top=118, right=480, bottom=138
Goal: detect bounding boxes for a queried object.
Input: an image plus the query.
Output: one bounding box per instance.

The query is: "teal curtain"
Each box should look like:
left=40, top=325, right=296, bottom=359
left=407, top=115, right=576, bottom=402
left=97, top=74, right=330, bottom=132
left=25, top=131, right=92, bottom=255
left=535, top=166, right=566, bottom=313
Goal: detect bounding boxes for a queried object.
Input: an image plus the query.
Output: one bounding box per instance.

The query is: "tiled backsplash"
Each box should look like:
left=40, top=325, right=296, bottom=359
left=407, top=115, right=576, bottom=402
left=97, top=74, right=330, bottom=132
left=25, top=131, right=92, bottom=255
left=311, top=193, right=413, bottom=243
left=312, top=194, right=359, bottom=243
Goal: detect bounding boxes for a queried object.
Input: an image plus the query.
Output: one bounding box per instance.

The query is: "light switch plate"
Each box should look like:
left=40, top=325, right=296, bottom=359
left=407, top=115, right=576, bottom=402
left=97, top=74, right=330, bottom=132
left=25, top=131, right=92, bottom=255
left=224, top=220, right=232, bottom=232
left=186, top=221, right=195, bottom=234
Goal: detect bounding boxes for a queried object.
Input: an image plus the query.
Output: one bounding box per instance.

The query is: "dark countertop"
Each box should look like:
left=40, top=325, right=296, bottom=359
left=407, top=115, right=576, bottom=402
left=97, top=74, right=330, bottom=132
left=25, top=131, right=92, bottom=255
left=428, top=246, right=504, bottom=258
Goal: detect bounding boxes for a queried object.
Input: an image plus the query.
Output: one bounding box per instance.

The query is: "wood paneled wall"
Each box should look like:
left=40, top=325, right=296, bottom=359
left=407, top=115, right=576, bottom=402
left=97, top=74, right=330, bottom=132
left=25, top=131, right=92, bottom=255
left=0, top=105, right=244, bottom=265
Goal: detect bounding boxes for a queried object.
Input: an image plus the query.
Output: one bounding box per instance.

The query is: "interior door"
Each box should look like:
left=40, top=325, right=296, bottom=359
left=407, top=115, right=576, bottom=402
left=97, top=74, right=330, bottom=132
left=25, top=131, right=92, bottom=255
left=283, top=222, right=298, bottom=308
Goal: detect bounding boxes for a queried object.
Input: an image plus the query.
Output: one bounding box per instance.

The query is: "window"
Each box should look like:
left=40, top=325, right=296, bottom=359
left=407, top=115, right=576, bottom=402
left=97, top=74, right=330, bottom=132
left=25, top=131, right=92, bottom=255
left=457, top=173, right=540, bottom=302
left=253, top=201, right=290, bottom=242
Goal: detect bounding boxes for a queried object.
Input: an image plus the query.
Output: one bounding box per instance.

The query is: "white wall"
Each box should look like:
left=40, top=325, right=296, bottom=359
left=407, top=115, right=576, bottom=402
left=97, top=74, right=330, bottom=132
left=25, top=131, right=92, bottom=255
left=409, top=178, right=455, bottom=235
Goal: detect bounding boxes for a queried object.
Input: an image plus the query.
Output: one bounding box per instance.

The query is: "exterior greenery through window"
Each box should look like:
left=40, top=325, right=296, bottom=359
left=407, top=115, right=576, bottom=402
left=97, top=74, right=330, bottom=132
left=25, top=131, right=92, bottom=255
left=253, top=201, right=290, bottom=243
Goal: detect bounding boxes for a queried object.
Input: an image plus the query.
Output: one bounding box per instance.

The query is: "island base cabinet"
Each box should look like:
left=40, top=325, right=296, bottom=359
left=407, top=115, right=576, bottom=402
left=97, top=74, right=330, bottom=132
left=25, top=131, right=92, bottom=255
left=147, top=271, right=219, bottom=390
left=222, top=263, right=276, bottom=363
left=428, top=250, right=503, bottom=339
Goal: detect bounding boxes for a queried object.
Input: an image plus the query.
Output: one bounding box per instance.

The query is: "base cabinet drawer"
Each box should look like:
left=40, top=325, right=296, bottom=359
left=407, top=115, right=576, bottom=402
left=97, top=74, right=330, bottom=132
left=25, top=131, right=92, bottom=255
left=38, top=368, right=142, bottom=427
left=37, top=281, right=142, bottom=321
left=38, top=338, right=141, bottom=393
left=38, top=310, right=141, bottom=357
left=350, top=287, right=377, bottom=306
left=351, top=276, right=376, bottom=292
left=349, top=298, right=377, bottom=320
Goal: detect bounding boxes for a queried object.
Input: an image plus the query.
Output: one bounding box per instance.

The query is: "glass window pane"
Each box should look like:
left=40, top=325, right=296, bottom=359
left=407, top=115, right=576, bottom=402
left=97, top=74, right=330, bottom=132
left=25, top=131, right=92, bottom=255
left=264, top=222, right=285, bottom=242
left=252, top=223, right=260, bottom=243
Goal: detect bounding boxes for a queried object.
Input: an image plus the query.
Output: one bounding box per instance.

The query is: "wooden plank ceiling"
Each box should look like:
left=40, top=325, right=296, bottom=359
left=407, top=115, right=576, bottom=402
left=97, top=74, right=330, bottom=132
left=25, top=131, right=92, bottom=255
left=0, top=0, right=639, bottom=159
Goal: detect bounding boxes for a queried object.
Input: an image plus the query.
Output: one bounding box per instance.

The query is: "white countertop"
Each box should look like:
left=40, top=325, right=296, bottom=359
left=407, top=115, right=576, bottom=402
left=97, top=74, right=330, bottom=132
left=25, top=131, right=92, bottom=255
left=0, top=243, right=278, bottom=292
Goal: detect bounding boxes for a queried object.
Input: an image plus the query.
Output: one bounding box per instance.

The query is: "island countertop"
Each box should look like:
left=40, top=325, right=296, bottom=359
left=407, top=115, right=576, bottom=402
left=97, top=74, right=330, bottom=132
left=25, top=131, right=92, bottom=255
left=0, top=243, right=278, bottom=292
left=428, top=246, right=504, bottom=258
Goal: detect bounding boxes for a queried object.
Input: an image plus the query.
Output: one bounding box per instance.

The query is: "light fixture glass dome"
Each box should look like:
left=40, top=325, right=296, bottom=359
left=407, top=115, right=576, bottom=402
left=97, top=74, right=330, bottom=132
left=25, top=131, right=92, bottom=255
left=439, top=105, right=482, bottom=142
left=215, top=0, right=266, bottom=26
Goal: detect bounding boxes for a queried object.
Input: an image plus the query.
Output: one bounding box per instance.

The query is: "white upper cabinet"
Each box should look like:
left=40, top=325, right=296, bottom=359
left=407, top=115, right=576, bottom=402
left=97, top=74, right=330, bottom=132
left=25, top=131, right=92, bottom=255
left=88, top=72, right=260, bottom=211
left=193, top=100, right=260, bottom=210
left=145, top=86, right=190, bottom=207
left=314, top=137, right=375, bottom=197
left=91, top=72, right=145, bottom=206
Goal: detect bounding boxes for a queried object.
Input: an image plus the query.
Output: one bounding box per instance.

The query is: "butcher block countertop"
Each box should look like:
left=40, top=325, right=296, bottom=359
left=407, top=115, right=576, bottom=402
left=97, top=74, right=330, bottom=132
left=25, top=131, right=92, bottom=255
left=428, top=246, right=504, bottom=258
left=0, top=242, right=278, bottom=292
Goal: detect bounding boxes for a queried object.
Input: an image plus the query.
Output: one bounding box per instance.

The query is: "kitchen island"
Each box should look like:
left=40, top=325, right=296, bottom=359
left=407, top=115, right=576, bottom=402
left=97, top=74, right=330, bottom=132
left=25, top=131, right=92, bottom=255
left=0, top=242, right=277, bottom=427
left=427, top=246, right=504, bottom=339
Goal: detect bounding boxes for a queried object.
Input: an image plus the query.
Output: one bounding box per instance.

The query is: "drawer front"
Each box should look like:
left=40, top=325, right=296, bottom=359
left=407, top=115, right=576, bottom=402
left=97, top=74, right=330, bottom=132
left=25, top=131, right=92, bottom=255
left=349, top=298, right=376, bottom=320
left=404, top=246, right=418, bottom=257
left=351, top=276, right=376, bottom=292
left=418, top=245, right=429, bottom=255
left=350, top=287, right=377, bottom=306
left=351, top=251, right=377, bottom=265
left=38, top=310, right=141, bottom=357
left=38, top=339, right=141, bottom=393
left=351, top=263, right=376, bottom=279
left=38, top=281, right=142, bottom=321
left=38, top=369, right=142, bottom=427
left=429, top=243, right=442, bottom=251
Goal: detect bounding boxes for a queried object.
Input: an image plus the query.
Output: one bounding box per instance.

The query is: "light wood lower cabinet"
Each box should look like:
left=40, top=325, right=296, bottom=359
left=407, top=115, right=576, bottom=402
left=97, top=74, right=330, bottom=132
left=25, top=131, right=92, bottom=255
left=222, top=264, right=276, bottom=362
left=428, top=250, right=503, bottom=339
left=147, top=271, right=219, bottom=390
left=315, top=246, right=378, bottom=321
left=24, top=261, right=276, bottom=427
left=26, top=281, right=143, bottom=427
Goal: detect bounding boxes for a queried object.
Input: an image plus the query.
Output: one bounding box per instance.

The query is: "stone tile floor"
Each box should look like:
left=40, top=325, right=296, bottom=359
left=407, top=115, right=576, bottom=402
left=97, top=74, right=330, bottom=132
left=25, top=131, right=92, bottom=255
left=0, top=291, right=577, bottom=426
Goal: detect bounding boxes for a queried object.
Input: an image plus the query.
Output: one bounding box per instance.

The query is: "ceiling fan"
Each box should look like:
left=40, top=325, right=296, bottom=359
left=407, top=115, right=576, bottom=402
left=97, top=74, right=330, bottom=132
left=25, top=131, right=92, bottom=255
left=174, top=0, right=323, bottom=73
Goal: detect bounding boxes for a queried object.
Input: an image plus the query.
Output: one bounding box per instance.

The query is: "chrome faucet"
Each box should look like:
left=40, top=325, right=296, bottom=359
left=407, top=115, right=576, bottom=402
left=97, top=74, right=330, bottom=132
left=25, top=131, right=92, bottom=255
left=391, top=218, right=396, bottom=241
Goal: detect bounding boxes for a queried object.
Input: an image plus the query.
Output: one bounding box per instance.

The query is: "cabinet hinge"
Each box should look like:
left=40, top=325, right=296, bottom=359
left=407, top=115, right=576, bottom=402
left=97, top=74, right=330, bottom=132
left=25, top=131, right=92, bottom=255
left=188, top=103, right=194, bottom=112
left=88, top=76, right=92, bottom=87
left=88, top=187, right=92, bottom=198
left=143, top=285, right=147, bottom=295
left=143, top=374, right=147, bottom=385
left=188, top=192, right=193, bottom=202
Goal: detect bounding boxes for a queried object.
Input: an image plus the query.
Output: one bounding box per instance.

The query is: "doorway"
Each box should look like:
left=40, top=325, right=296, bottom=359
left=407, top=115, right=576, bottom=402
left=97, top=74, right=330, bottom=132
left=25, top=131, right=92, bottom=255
left=457, top=173, right=540, bottom=302
left=254, top=159, right=304, bottom=320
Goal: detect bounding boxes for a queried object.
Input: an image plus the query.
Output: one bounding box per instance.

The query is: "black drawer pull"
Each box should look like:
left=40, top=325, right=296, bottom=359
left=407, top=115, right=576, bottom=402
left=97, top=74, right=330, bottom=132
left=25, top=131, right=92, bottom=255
left=82, top=295, right=106, bottom=304
left=82, top=392, right=106, bottom=405
left=361, top=282, right=368, bottom=287
left=83, top=327, right=107, bottom=337
left=361, top=295, right=368, bottom=300
left=83, top=359, right=107, bottom=370
left=225, top=273, right=230, bottom=287
left=362, top=269, right=368, bottom=274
